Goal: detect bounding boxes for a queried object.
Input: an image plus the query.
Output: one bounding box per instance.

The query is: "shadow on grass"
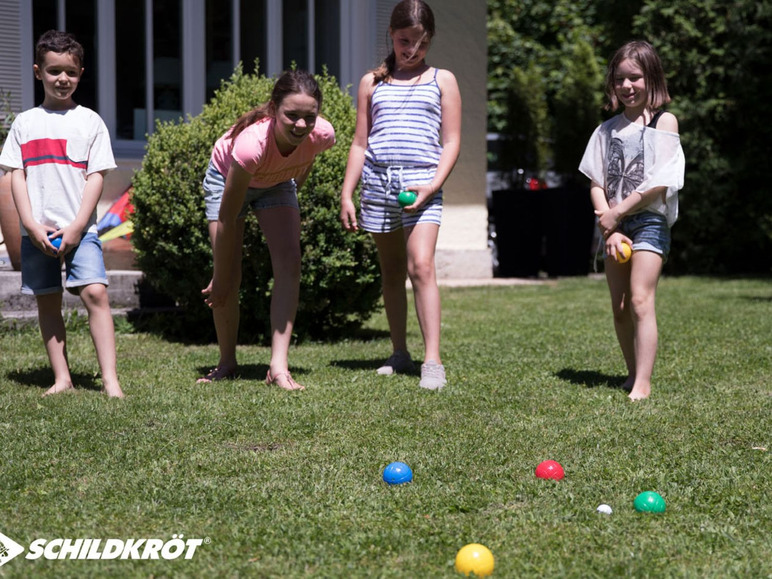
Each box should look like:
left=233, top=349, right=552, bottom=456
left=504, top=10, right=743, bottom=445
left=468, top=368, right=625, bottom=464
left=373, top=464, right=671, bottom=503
left=7, top=367, right=101, bottom=393
left=555, top=368, right=630, bottom=391
left=348, top=328, right=390, bottom=341
left=195, top=363, right=311, bottom=382
left=329, top=358, right=421, bottom=376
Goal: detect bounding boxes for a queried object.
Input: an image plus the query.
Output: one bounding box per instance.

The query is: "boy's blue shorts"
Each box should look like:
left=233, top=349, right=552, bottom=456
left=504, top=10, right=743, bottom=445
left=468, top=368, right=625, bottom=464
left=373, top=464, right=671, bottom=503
left=21, top=232, right=108, bottom=295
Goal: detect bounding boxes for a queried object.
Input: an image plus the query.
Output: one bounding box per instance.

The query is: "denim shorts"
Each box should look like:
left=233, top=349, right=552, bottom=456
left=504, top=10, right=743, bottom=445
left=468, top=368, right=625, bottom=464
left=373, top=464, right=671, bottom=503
left=359, top=163, right=442, bottom=233
left=203, top=161, right=298, bottom=221
left=609, top=211, right=671, bottom=260
left=21, top=232, right=108, bottom=295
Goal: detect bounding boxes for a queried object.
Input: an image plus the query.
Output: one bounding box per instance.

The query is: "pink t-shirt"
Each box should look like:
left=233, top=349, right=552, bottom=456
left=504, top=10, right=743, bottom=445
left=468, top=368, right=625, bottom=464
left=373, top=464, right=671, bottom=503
left=210, top=116, right=335, bottom=189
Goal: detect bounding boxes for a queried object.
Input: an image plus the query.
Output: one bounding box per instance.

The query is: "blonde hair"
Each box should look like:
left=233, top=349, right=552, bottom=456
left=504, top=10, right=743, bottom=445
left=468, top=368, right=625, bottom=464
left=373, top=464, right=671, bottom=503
left=372, top=0, right=435, bottom=84
left=604, top=40, right=671, bottom=112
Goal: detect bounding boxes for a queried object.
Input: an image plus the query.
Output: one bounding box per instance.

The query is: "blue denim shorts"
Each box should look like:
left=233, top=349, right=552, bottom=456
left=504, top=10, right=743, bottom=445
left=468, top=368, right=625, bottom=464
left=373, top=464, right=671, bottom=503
left=609, top=211, right=671, bottom=260
left=21, top=232, right=108, bottom=295
left=203, top=161, right=298, bottom=221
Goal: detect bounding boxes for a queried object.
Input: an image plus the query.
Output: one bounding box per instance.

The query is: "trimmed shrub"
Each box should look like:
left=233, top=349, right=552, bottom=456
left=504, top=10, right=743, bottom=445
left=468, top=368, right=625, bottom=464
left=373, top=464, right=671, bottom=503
left=131, top=66, right=382, bottom=343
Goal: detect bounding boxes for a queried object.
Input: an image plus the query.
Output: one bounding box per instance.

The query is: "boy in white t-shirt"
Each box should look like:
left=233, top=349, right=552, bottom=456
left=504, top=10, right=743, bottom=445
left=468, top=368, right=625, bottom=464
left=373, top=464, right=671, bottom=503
left=0, top=30, right=124, bottom=398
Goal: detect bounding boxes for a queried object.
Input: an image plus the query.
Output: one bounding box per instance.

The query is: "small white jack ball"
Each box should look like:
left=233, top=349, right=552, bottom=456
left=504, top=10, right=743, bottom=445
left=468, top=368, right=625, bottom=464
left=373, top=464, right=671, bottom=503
left=597, top=504, right=613, bottom=515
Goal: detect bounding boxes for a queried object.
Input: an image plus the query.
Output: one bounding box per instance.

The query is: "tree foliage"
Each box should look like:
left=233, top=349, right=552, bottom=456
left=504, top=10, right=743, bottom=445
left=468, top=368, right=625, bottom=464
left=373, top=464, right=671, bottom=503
left=488, top=0, right=772, bottom=274
left=487, top=0, right=604, bottom=174
left=634, top=0, right=772, bottom=273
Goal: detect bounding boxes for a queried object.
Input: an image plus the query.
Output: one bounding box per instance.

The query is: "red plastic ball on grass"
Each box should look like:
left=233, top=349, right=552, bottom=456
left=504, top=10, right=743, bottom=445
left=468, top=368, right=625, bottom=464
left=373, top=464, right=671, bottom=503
left=535, top=460, right=565, bottom=480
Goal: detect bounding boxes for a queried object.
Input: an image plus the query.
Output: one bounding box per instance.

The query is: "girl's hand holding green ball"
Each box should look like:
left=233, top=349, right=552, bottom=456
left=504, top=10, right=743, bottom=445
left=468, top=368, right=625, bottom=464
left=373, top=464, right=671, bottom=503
left=398, top=190, right=417, bottom=207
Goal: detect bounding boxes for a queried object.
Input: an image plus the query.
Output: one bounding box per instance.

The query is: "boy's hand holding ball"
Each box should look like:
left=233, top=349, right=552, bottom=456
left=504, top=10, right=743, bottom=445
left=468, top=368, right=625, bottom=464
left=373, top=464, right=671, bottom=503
left=49, top=234, right=62, bottom=252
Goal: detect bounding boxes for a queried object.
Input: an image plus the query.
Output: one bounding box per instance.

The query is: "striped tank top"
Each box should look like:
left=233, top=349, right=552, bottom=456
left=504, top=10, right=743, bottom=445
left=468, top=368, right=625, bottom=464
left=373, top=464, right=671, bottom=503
left=365, top=69, right=443, bottom=168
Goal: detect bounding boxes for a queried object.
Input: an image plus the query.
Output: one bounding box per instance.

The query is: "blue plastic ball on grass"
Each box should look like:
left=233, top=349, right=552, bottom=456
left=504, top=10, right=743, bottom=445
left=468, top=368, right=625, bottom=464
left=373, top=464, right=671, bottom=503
left=383, top=461, right=413, bottom=485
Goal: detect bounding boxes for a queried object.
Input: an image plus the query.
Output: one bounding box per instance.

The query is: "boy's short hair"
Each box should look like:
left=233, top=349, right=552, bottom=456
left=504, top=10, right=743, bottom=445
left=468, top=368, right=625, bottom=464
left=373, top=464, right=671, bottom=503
left=35, top=30, right=84, bottom=68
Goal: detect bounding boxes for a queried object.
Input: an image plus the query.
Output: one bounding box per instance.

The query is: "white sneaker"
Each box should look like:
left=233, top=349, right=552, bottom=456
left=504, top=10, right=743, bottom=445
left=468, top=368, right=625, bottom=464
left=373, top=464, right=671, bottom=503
left=376, top=350, right=414, bottom=375
left=419, top=361, right=446, bottom=390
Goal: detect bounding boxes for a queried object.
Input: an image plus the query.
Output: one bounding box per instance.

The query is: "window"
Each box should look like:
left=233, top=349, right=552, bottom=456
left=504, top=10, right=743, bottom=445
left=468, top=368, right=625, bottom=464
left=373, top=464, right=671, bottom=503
left=314, top=0, right=339, bottom=76
left=239, top=0, right=266, bottom=76
left=206, top=0, right=232, bottom=100
left=115, top=0, right=145, bottom=139
left=33, top=0, right=97, bottom=110
left=283, top=0, right=308, bottom=70
left=30, top=0, right=344, bottom=147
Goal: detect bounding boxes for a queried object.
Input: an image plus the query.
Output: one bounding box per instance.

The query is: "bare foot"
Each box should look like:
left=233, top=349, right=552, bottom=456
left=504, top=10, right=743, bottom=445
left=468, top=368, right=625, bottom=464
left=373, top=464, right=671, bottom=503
left=42, top=382, right=75, bottom=397
left=628, top=384, right=651, bottom=401
left=102, top=381, right=125, bottom=398
left=265, top=370, right=305, bottom=391
left=621, top=376, right=635, bottom=392
left=196, top=365, right=237, bottom=384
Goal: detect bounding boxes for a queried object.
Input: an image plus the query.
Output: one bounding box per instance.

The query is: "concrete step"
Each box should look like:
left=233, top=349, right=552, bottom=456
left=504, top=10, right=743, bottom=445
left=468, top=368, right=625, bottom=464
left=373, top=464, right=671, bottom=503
left=0, top=269, right=144, bottom=318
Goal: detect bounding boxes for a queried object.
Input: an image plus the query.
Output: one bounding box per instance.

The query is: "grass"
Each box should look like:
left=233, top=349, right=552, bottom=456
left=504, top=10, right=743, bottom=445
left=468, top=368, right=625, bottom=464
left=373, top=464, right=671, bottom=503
left=0, top=276, right=770, bottom=578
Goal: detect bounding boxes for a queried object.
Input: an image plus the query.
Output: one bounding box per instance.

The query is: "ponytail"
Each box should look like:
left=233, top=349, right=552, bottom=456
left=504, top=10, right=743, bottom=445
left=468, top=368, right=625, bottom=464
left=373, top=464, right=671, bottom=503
left=228, top=104, right=271, bottom=141
left=372, top=52, right=396, bottom=84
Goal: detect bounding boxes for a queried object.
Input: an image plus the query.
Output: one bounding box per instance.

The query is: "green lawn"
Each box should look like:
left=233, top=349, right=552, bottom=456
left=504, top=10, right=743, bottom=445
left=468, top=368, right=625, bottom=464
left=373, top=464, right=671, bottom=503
left=0, top=276, right=770, bottom=577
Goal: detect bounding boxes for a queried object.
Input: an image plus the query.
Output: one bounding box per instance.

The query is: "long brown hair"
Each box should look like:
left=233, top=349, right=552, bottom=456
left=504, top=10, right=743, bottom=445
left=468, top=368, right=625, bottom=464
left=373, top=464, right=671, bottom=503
left=229, top=69, right=322, bottom=141
left=372, top=0, right=435, bottom=84
left=604, top=40, right=671, bottom=112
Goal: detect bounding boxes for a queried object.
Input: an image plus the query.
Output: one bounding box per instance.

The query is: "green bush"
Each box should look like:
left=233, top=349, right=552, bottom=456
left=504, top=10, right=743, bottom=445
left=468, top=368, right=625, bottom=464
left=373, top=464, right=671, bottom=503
left=131, top=66, right=382, bottom=343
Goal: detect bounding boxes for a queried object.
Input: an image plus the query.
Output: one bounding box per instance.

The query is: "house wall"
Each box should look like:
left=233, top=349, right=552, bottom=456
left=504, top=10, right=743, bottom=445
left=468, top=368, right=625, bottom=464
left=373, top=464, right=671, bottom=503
left=0, top=0, right=491, bottom=278
left=424, top=0, right=490, bottom=276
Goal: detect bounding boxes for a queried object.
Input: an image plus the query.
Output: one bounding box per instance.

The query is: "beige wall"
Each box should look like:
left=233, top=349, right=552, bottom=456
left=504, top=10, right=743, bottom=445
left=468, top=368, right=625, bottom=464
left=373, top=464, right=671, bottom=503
left=428, top=0, right=487, bottom=207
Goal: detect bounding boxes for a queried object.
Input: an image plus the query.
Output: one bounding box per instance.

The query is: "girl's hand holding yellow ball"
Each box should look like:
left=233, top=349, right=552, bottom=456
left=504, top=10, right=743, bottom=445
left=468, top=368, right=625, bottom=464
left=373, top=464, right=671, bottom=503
left=617, top=242, right=632, bottom=263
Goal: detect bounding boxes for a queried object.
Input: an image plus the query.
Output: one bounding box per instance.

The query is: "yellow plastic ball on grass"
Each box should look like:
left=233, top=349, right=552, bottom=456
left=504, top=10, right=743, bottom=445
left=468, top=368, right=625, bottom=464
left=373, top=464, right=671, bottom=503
left=455, top=543, right=494, bottom=576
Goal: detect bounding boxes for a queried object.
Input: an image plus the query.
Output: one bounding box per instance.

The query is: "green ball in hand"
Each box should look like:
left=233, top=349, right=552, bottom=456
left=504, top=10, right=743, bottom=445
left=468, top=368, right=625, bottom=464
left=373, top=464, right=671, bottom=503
left=398, top=191, right=417, bottom=207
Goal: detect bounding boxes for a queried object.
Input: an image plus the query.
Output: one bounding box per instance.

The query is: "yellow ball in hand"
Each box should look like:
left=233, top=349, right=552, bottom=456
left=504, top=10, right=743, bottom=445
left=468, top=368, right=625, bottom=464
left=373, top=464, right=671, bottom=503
left=455, top=543, right=495, bottom=576
left=618, top=242, right=632, bottom=263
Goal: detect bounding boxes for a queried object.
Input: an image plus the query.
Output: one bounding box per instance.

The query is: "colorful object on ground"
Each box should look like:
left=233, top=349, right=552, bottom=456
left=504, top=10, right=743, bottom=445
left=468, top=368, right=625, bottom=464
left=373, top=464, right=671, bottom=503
left=618, top=242, right=632, bottom=263
left=455, top=543, right=495, bottom=577
left=99, top=220, right=135, bottom=242
left=97, top=187, right=134, bottom=241
left=398, top=190, right=417, bottom=207
left=634, top=491, right=666, bottom=513
left=535, top=460, right=565, bottom=480
left=382, top=461, right=413, bottom=485
left=596, top=504, right=613, bottom=515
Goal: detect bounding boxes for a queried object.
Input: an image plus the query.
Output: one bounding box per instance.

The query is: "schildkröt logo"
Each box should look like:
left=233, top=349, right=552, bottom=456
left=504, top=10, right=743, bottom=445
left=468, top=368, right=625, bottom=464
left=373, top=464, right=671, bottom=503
left=26, top=535, right=206, bottom=560
left=0, top=531, right=25, bottom=567
left=0, top=532, right=208, bottom=566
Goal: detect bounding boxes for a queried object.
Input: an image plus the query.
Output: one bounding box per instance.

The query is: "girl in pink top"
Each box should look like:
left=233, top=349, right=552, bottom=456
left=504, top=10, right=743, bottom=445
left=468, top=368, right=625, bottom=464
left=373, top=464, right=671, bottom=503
left=199, top=70, right=335, bottom=390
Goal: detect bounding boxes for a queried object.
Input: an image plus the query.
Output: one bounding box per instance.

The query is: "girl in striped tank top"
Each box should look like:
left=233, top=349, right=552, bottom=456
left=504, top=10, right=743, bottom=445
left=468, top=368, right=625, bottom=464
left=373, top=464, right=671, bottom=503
left=340, top=0, right=461, bottom=391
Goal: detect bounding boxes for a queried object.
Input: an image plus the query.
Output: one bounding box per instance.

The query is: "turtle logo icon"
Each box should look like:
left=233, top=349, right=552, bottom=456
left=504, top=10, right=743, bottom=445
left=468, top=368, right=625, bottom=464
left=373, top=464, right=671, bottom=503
left=0, top=532, right=25, bottom=567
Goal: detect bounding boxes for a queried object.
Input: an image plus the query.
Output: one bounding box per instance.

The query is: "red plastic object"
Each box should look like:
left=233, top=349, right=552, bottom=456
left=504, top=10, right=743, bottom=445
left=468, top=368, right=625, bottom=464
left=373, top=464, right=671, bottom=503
left=535, top=460, right=565, bottom=480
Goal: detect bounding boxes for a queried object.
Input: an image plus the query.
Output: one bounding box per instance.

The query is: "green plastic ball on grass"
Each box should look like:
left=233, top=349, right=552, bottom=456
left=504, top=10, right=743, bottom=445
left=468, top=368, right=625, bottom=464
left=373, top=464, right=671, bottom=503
left=634, top=491, right=666, bottom=513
